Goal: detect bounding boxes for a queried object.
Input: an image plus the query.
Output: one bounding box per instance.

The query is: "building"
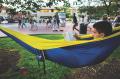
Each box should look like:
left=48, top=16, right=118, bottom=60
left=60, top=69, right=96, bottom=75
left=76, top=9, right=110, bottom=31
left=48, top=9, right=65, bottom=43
left=0, top=4, right=8, bottom=18
left=37, top=7, right=63, bottom=21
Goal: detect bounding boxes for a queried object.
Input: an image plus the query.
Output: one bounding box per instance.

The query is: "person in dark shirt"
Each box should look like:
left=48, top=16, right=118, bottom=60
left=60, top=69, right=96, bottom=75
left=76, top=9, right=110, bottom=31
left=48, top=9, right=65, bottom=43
left=73, top=13, right=78, bottom=31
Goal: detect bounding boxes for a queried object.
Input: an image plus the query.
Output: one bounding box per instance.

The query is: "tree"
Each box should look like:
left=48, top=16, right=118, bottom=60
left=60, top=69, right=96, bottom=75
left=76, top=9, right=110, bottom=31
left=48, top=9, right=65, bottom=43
left=0, top=0, right=3, bottom=3
left=63, top=0, right=71, bottom=7
left=77, top=0, right=120, bottom=18
left=97, top=0, right=120, bottom=15
left=100, top=0, right=113, bottom=15
left=112, top=0, right=120, bottom=15
left=1, top=0, right=43, bottom=12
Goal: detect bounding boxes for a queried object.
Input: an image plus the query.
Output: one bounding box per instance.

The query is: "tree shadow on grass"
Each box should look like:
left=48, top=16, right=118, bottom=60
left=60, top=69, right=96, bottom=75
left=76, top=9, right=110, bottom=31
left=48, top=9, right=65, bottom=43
left=63, top=58, right=120, bottom=79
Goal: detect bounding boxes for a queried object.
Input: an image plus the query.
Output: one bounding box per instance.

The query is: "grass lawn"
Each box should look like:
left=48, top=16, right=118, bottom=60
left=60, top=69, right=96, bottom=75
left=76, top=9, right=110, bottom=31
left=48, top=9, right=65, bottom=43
left=0, top=34, right=120, bottom=79
left=0, top=34, right=71, bottom=79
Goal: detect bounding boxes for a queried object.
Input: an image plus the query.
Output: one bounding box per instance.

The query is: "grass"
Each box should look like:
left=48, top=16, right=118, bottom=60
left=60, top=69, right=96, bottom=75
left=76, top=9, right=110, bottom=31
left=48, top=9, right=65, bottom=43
left=0, top=34, right=70, bottom=79
left=0, top=34, right=120, bottom=79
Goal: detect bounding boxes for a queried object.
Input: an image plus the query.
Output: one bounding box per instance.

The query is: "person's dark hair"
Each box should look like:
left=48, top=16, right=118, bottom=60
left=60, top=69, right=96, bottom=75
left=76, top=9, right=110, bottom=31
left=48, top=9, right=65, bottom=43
left=93, top=21, right=112, bottom=36
left=81, top=15, right=84, bottom=18
left=73, top=13, right=75, bottom=15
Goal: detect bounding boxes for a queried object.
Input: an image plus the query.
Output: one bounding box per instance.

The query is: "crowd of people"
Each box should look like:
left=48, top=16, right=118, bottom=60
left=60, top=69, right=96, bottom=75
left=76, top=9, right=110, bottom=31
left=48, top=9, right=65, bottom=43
left=16, top=12, right=38, bottom=31
left=70, top=12, right=120, bottom=41
left=11, top=11, right=120, bottom=39
left=15, top=12, right=65, bottom=32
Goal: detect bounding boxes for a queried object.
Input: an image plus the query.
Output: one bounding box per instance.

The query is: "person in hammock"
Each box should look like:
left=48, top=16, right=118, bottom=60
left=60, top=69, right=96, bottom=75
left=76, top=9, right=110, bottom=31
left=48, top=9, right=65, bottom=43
left=74, top=21, right=113, bottom=39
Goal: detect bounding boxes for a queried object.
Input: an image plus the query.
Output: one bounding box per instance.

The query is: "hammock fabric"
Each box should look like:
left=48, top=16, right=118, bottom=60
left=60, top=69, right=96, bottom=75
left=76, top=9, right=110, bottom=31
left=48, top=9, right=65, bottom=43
left=0, top=26, right=120, bottom=68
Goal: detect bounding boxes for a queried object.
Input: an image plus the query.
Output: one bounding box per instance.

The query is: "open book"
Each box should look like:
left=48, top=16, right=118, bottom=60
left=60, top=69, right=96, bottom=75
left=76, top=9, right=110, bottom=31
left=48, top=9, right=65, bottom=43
left=64, top=32, right=77, bottom=41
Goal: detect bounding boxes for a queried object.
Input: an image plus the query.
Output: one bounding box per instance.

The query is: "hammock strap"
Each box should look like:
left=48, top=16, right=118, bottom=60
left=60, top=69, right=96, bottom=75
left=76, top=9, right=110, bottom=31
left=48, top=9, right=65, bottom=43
left=36, top=50, right=46, bottom=74
left=41, top=50, right=46, bottom=74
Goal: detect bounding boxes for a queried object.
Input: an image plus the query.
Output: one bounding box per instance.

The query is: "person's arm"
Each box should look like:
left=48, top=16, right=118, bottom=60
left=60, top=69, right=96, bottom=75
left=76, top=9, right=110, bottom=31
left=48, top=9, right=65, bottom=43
left=74, top=33, right=93, bottom=40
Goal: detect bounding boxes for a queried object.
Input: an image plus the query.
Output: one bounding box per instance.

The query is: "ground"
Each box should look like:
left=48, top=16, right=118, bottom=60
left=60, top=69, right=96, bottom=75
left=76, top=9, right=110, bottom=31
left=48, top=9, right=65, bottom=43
left=0, top=48, right=20, bottom=78
left=63, top=59, right=120, bottom=79
left=0, top=48, right=120, bottom=79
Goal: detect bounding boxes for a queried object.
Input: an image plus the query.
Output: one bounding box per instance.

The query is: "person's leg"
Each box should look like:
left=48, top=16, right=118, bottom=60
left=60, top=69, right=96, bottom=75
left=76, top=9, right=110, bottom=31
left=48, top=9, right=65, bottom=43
left=34, top=23, right=38, bottom=30
left=23, top=22, right=27, bottom=28
left=18, top=23, right=20, bottom=28
left=73, top=23, right=79, bottom=32
left=21, top=22, right=24, bottom=28
left=52, top=23, right=55, bottom=31
left=73, top=24, right=76, bottom=31
left=30, top=23, right=33, bottom=30
left=18, top=20, right=21, bottom=28
left=53, top=23, right=58, bottom=31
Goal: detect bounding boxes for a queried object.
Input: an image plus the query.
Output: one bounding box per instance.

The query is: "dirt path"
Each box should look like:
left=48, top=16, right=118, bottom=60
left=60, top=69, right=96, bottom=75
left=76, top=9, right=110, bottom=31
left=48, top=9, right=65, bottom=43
left=0, top=48, right=20, bottom=75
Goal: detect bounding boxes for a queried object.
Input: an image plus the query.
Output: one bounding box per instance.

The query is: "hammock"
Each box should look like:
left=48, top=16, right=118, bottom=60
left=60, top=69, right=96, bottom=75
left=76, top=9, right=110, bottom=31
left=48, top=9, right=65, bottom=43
left=0, top=26, right=120, bottom=68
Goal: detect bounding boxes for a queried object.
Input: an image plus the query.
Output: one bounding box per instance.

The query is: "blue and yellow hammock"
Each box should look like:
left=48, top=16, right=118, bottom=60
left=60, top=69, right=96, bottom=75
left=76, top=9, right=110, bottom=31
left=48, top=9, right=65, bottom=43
left=0, top=26, right=120, bottom=68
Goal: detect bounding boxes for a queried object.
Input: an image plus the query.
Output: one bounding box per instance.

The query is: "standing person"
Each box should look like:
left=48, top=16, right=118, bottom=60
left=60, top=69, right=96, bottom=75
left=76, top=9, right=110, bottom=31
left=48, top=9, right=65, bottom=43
left=29, top=16, right=38, bottom=31
left=18, top=13, right=22, bottom=28
left=57, top=17, right=60, bottom=28
left=33, top=16, right=38, bottom=30
left=79, top=15, right=88, bottom=34
left=46, top=18, right=51, bottom=28
left=18, top=16, right=22, bottom=28
left=29, top=16, right=34, bottom=30
left=72, top=13, right=78, bottom=31
left=102, top=14, right=113, bottom=25
left=55, top=14, right=60, bottom=31
left=80, top=15, right=85, bottom=23
left=47, top=18, right=52, bottom=28
left=21, top=15, right=27, bottom=28
left=102, top=14, right=108, bottom=21
left=52, top=16, right=58, bottom=31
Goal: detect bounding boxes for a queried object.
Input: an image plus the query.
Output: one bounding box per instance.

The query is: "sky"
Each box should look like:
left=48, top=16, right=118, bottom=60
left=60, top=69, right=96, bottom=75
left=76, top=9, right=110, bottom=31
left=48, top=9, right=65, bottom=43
left=2, top=0, right=98, bottom=11
left=44, top=0, right=78, bottom=7
left=3, top=0, right=97, bottom=8
left=53, top=0, right=97, bottom=7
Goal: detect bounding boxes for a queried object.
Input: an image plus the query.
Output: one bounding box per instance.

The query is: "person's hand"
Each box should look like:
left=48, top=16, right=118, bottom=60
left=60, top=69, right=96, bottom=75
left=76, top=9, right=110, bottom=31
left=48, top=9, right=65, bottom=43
left=73, top=33, right=78, bottom=38
left=73, top=33, right=81, bottom=40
